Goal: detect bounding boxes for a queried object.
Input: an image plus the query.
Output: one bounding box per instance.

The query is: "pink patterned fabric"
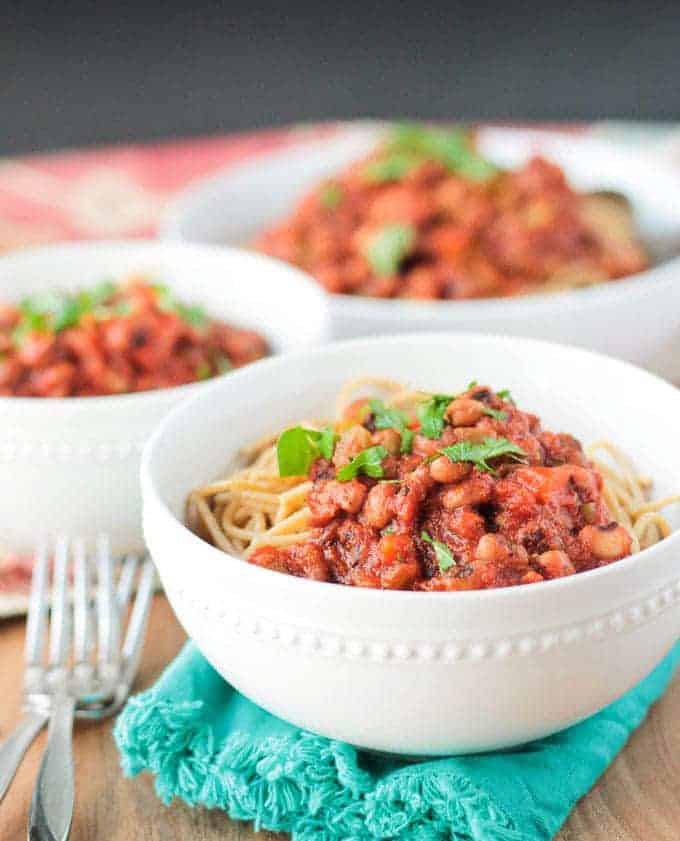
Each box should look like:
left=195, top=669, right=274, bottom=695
left=0, top=124, right=342, bottom=252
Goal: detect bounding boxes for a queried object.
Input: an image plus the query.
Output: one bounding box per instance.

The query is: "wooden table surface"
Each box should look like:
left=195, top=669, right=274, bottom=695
left=2, top=595, right=679, bottom=840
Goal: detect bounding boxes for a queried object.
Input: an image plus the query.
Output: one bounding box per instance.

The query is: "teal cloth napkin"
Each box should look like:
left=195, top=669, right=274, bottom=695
left=114, top=640, right=680, bottom=841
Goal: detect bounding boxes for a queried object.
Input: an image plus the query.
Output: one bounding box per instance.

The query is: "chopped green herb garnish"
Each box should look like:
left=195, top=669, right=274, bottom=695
left=466, top=380, right=478, bottom=391
left=400, top=428, right=415, bottom=454
left=387, top=123, right=499, bottom=183
left=155, top=287, right=207, bottom=328
left=112, top=301, right=134, bottom=318
left=336, top=445, right=388, bottom=482
left=416, top=394, right=454, bottom=439
left=177, top=303, right=207, bottom=328
left=11, top=281, right=124, bottom=345
left=364, top=223, right=416, bottom=277
left=320, top=182, right=343, bottom=210
left=439, top=437, right=527, bottom=474
left=20, top=290, right=64, bottom=317
left=481, top=406, right=508, bottom=422
left=318, top=427, right=339, bottom=460
left=152, top=283, right=170, bottom=298
left=8, top=280, right=212, bottom=352
left=277, top=426, right=339, bottom=476
left=52, top=298, right=82, bottom=332
left=368, top=399, right=408, bottom=430
left=496, top=389, right=516, bottom=406
left=363, top=151, right=421, bottom=183
left=455, top=154, right=499, bottom=182
left=196, top=361, right=212, bottom=381
left=76, top=281, right=116, bottom=313
left=216, top=356, right=233, bottom=374
left=369, top=398, right=414, bottom=454
left=12, top=310, right=49, bottom=346
left=421, top=530, right=457, bottom=572
left=15, top=290, right=85, bottom=341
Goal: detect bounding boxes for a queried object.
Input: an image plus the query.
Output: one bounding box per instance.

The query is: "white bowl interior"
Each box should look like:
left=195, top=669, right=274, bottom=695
left=147, top=334, right=680, bottom=539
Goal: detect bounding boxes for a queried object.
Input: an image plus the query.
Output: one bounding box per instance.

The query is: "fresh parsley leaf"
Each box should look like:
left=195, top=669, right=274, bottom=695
left=12, top=311, right=49, bottom=346
left=17, top=291, right=78, bottom=336
left=112, top=301, right=134, bottom=318
left=155, top=286, right=207, bottom=328
left=386, top=123, right=499, bottom=183
left=155, top=287, right=173, bottom=311
left=52, top=297, right=82, bottom=332
left=421, top=530, right=457, bottom=572
left=318, top=427, right=339, bottom=460
left=196, top=361, right=212, bottom=381
left=320, top=182, right=343, bottom=210
left=176, top=303, right=207, bottom=328
left=77, top=281, right=116, bottom=313
left=364, top=223, right=416, bottom=277
left=18, top=282, right=121, bottom=340
left=277, top=426, right=338, bottom=476
left=496, top=389, right=516, bottom=406
left=216, top=355, right=233, bottom=374
left=455, top=153, right=499, bottom=182
left=152, top=283, right=170, bottom=298
left=415, top=385, right=507, bottom=438
left=439, top=437, right=527, bottom=474
left=363, top=151, right=421, bottom=183
left=369, top=399, right=408, bottom=430
left=277, top=427, right=324, bottom=476
left=20, top=291, right=63, bottom=318
left=481, top=406, right=508, bottom=421
left=336, top=445, right=388, bottom=482
left=400, top=428, right=415, bottom=454
left=369, top=398, right=414, bottom=454
left=416, top=394, right=454, bottom=439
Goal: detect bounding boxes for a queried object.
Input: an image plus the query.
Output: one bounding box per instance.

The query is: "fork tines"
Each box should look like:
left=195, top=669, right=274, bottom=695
left=24, top=536, right=155, bottom=707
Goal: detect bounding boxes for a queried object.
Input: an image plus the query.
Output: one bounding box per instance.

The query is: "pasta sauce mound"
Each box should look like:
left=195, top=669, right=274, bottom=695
left=249, top=385, right=634, bottom=590
left=0, top=278, right=269, bottom=397
left=257, top=123, right=648, bottom=300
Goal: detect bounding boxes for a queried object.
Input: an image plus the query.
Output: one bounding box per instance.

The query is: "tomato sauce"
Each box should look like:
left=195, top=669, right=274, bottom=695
left=0, top=278, right=269, bottom=397
left=249, top=385, right=632, bottom=590
left=257, top=125, right=648, bottom=300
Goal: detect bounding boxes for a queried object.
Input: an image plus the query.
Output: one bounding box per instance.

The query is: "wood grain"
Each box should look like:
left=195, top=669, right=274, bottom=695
left=1, top=595, right=678, bottom=840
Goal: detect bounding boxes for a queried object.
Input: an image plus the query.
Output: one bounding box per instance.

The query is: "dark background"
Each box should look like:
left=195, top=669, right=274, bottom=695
left=3, top=0, right=680, bottom=157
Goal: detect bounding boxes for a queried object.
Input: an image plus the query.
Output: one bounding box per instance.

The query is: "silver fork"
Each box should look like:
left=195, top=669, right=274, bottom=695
left=0, top=536, right=155, bottom=840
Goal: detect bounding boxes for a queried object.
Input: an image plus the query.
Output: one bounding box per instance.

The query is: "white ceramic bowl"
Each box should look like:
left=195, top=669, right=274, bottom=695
left=142, top=333, right=680, bottom=756
left=0, top=241, right=328, bottom=555
left=162, top=123, right=680, bottom=380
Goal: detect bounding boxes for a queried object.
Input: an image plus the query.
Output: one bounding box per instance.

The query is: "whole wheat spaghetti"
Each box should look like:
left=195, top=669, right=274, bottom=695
left=188, top=379, right=679, bottom=587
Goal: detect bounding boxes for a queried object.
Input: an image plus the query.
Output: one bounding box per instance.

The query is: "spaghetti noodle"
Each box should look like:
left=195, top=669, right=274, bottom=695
left=188, top=379, right=679, bottom=590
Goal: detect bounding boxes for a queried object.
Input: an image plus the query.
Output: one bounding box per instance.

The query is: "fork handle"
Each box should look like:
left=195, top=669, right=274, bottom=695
left=28, top=696, right=75, bottom=841
left=0, top=710, right=48, bottom=804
